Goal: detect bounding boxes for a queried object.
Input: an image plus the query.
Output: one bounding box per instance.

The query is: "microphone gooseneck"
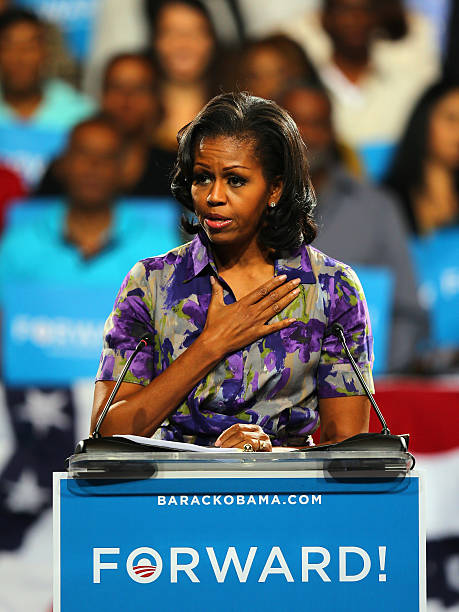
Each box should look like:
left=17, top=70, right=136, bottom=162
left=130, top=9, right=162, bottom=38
left=92, top=332, right=154, bottom=439
left=328, top=322, right=391, bottom=435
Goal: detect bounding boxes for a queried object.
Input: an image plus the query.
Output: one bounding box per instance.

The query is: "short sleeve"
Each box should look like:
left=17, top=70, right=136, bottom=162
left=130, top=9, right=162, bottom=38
left=96, top=260, right=156, bottom=386
left=317, top=264, right=374, bottom=398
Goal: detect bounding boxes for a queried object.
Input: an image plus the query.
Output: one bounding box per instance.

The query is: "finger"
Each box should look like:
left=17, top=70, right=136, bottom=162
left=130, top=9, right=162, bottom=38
left=209, top=275, right=224, bottom=306
left=255, top=278, right=301, bottom=313
left=263, top=285, right=301, bottom=319
left=215, top=423, right=260, bottom=446
left=218, top=431, right=246, bottom=448
left=243, top=274, right=290, bottom=305
left=256, top=317, right=297, bottom=337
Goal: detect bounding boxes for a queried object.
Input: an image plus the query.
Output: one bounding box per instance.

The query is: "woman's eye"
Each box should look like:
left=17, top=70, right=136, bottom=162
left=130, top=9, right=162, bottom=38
left=227, top=175, right=247, bottom=187
left=193, top=173, right=211, bottom=185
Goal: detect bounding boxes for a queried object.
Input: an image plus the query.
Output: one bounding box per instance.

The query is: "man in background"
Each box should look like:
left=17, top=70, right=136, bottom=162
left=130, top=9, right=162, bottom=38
left=281, top=80, right=426, bottom=372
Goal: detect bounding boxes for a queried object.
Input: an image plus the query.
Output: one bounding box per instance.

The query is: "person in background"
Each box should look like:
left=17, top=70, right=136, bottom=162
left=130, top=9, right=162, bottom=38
left=384, top=81, right=459, bottom=236
left=36, top=53, right=176, bottom=199
left=0, top=115, right=179, bottom=292
left=280, top=0, right=439, bottom=181
left=280, top=80, right=425, bottom=372
left=148, top=0, right=218, bottom=151
left=233, top=34, right=320, bottom=101
left=0, top=8, right=94, bottom=187
left=0, top=0, right=78, bottom=85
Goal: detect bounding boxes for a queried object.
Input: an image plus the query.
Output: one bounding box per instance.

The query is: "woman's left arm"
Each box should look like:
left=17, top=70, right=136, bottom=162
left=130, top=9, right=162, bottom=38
left=318, top=396, right=370, bottom=445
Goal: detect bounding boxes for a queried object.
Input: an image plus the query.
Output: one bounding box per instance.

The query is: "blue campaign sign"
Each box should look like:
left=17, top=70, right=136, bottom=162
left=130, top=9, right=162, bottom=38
left=352, top=266, right=394, bottom=376
left=54, top=472, right=424, bottom=611
left=2, top=283, right=116, bottom=386
left=0, top=124, right=67, bottom=187
left=410, top=228, right=459, bottom=348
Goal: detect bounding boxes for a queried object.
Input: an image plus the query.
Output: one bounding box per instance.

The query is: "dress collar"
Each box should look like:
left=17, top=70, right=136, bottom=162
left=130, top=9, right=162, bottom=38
left=183, top=231, right=316, bottom=285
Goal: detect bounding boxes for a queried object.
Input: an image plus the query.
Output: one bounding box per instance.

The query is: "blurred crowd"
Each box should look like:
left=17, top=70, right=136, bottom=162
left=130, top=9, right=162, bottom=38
left=0, top=0, right=458, bottom=377
left=0, top=3, right=458, bottom=609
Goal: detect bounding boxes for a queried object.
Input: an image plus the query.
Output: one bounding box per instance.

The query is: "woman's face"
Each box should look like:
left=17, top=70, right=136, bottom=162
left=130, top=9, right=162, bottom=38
left=154, top=3, right=214, bottom=84
left=428, top=89, right=459, bottom=169
left=191, top=135, right=282, bottom=249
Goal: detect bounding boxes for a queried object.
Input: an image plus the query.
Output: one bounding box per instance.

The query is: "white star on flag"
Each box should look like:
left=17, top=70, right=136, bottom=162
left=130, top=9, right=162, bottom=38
left=4, top=469, right=49, bottom=514
left=18, top=389, right=71, bottom=435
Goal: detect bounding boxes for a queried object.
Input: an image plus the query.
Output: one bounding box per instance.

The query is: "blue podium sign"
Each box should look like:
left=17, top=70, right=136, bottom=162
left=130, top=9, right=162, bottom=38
left=54, top=470, right=425, bottom=611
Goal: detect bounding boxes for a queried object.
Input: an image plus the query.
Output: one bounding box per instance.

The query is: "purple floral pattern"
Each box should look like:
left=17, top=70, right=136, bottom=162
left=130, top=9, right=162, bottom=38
left=97, top=234, right=374, bottom=446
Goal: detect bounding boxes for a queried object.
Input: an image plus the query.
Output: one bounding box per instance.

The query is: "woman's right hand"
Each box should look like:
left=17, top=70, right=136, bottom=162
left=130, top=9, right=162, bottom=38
left=202, top=274, right=301, bottom=359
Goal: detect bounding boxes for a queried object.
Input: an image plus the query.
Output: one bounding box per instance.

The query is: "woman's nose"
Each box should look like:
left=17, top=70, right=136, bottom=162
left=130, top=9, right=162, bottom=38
left=207, top=179, right=226, bottom=205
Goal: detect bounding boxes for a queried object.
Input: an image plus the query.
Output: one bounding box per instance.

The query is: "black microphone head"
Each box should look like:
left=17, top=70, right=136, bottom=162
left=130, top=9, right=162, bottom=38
left=326, top=322, right=345, bottom=338
left=139, top=332, right=155, bottom=346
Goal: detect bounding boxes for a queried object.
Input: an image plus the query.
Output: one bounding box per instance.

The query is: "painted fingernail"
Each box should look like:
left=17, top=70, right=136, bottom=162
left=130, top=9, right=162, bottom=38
left=292, top=287, right=300, bottom=295
left=215, top=439, right=221, bottom=446
left=276, top=274, right=287, bottom=281
left=292, top=278, right=301, bottom=286
left=288, top=318, right=297, bottom=323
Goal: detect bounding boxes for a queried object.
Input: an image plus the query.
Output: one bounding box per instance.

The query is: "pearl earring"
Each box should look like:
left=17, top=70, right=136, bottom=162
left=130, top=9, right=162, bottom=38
left=268, top=201, right=276, bottom=208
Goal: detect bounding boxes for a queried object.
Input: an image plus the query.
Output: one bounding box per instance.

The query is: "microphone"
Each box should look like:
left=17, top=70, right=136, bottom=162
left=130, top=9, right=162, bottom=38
left=92, top=332, right=155, bottom=438
left=327, top=323, right=391, bottom=435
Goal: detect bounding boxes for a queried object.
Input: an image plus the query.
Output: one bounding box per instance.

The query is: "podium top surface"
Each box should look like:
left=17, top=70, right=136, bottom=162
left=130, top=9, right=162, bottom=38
left=67, top=447, right=414, bottom=479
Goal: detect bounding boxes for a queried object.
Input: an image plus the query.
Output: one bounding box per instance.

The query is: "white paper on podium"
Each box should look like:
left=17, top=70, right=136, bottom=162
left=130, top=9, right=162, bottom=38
left=113, top=434, right=242, bottom=452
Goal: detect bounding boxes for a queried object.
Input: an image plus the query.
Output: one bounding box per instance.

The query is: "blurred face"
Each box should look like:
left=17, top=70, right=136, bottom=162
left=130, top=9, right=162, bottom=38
left=64, top=124, right=123, bottom=209
left=282, top=89, right=333, bottom=172
left=0, top=21, right=46, bottom=94
left=102, top=58, right=160, bottom=138
left=244, top=46, right=299, bottom=101
left=428, top=90, right=459, bottom=169
left=191, top=135, right=282, bottom=249
left=154, top=3, right=214, bottom=83
left=323, top=0, right=376, bottom=56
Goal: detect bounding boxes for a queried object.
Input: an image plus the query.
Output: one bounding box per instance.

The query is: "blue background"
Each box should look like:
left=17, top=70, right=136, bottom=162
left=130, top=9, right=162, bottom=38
left=57, top=474, right=421, bottom=611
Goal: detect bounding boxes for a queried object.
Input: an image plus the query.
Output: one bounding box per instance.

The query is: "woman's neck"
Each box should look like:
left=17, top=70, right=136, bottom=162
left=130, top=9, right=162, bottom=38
left=3, top=86, right=43, bottom=119
left=414, top=159, right=458, bottom=234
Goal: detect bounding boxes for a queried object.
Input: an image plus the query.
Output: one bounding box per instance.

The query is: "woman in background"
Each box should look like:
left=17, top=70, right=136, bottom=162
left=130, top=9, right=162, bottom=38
left=385, top=81, right=459, bottom=235
left=148, top=0, right=218, bottom=151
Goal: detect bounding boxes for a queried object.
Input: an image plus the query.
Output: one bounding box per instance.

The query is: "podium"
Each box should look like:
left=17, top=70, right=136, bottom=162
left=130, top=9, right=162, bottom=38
left=54, top=448, right=425, bottom=611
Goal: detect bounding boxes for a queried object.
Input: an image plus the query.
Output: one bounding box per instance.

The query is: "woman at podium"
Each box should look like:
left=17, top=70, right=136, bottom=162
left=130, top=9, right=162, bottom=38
left=91, top=92, right=373, bottom=451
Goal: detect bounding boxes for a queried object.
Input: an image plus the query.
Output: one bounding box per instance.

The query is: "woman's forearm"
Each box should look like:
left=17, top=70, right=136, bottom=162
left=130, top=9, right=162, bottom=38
left=92, top=333, right=224, bottom=437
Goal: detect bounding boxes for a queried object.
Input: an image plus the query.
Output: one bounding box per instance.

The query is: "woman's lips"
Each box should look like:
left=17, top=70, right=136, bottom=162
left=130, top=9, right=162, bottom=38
left=204, top=217, right=232, bottom=230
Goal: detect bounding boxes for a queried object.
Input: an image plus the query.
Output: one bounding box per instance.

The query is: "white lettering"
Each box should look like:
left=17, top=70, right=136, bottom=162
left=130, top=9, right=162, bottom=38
left=171, top=548, right=200, bottom=583
left=299, top=495, right=309, bottom=505
left=271, top=495, right=280, bottom=505
left=93, top=547, right=119, bottom=583
left=237, top=495, right=245, bottom=505
left=207, top=547, right=257, bottom=583
left=202, top=495, right=210, bottom=505
left=157, top=496, right=166, bottom=506
left=339, top=547, right=371, bottom=582
left=190, top=496, right=200, bottom=506
left=312, top=495, right=322, bottom=504
left=259, top=547, right=294, bottom=583
left=302, top=547, right=331, bottom=582
left=180, top=496, right=188, bottom=505
left=288, top=495, right=297, bottom=504
left=258, top=495, right=269, bottom=504
left=224, top=495, right=234, bottom=505
left=168, top=496, right=177, bottom=506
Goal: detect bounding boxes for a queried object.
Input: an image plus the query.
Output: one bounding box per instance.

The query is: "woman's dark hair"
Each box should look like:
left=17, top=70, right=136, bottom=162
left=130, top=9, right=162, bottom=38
left=384, top=81, right=459, bottom=233
left=145, top=0, right=216, bottom=41
left=171, top=91, right=317, bottom=251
